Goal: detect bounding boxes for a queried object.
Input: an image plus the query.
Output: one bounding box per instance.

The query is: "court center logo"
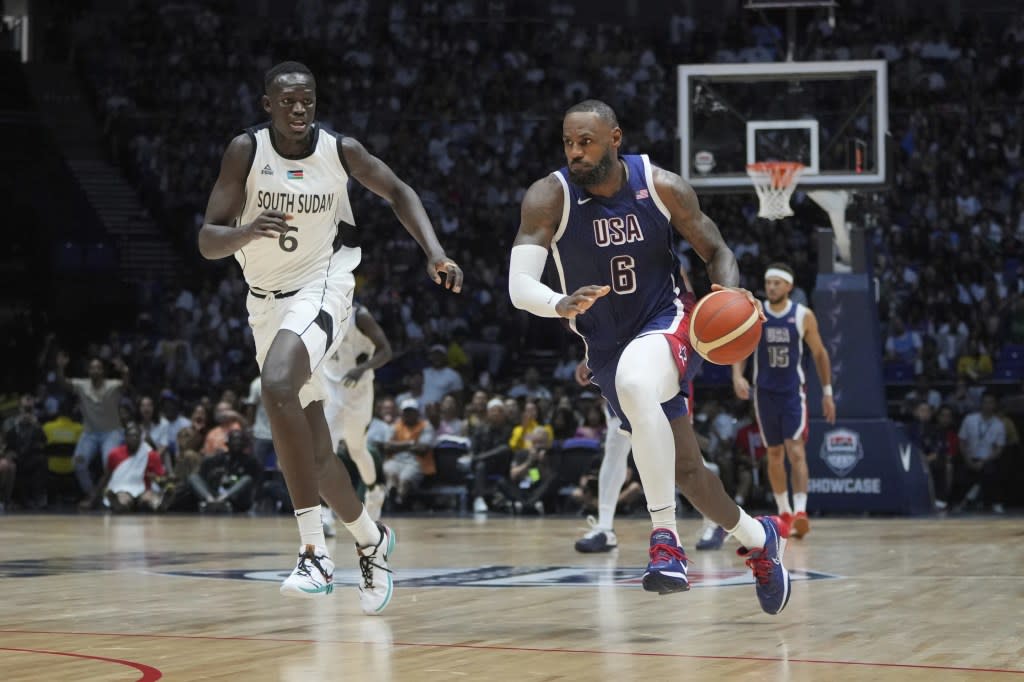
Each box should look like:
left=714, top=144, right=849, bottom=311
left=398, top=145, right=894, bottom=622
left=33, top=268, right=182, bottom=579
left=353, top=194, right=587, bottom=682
left=820, top=427, right=863, bottom=477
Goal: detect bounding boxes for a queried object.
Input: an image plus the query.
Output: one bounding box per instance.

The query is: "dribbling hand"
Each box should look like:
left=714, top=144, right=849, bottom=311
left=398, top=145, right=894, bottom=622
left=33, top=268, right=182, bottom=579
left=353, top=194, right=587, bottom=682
left=556, top=285, right=610, bottom=319
left=245, top=211, right=292, bottom=240
left=710, top=283, right=766, bottom=322
left=428, top=255, right=464, bottom=293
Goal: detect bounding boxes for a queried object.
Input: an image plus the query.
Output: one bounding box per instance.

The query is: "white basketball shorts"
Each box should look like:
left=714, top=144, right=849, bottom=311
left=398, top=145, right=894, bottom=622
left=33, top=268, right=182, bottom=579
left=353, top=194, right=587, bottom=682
left=247, top=268, right=354, bottom=408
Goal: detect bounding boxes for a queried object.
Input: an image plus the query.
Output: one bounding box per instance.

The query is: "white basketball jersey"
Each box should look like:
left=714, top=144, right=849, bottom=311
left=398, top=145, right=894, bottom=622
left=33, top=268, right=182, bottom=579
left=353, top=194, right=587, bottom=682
left=323, top=306, right=377, bottom=388
left=236, top=123, right=359, bottom=292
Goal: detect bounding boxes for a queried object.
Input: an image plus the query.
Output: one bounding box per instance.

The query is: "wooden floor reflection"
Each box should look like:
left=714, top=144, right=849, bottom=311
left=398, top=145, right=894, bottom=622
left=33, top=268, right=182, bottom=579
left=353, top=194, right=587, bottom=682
left=0, top=514, right=1021, bottom=681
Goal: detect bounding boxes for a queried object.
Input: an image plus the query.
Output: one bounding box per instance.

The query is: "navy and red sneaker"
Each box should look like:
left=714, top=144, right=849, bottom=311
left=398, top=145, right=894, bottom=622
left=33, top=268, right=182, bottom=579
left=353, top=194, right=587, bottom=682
left=737, top=515, right=792, bottom=615
left=642, top=528, right=690, bottom=595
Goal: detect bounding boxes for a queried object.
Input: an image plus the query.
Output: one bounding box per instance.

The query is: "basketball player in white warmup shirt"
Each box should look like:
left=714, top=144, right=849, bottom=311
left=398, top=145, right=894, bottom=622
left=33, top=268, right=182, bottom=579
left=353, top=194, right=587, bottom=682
left=199, top=61, right=462, bottom=613
left=321, top=304, right=393, bottom=533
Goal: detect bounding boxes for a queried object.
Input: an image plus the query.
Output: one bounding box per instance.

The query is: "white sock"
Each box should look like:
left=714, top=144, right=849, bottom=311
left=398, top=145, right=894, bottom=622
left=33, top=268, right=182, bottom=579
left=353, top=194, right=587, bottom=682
left=343, top=507, right=382, bottom=547
left=728, top=508, right=767, bottom=549
left=597, top=415, right=631, bottom=531
left=774, top=492, right=793, bottom=516
left=793, top=492, right=807, bottom=513
left=649, top=505, right=678, bottom=538
left=295, top=505, right=327, bottom=549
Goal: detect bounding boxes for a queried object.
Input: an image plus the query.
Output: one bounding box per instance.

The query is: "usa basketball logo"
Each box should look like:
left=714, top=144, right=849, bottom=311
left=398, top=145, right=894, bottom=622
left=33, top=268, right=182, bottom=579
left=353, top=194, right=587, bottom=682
left=820, top=428, right=864, bottom=477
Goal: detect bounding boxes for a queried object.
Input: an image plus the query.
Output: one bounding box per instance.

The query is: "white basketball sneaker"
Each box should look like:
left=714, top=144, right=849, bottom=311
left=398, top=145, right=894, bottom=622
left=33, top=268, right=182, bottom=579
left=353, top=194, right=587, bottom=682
left=364, top=484, right=386, bottom=522
left=357, top=522, right=396, bottom=615
left=280, top=544, right=335, bottom=598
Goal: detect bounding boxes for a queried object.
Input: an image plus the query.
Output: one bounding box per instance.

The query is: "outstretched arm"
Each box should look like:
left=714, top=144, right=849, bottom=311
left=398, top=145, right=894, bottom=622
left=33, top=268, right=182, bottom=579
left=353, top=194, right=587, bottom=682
left=54, top=350, right=75, bottom=394
left=510, top=176, right=609, bottom=318
left=341, top=137, right=463, bottom=292
left=803, top=309, right=836, bottom=423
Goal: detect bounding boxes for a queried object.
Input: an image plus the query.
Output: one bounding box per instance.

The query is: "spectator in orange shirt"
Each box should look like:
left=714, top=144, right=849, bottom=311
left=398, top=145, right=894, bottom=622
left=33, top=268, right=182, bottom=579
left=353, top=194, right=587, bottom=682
left=201, top=400, right=247, bottom=456
left=381, top=399, right=435, bottom=507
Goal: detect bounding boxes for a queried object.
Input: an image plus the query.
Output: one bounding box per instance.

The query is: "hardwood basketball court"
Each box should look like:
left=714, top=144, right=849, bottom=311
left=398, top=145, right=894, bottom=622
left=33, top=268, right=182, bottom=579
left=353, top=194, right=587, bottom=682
left=0, top=514, right=1021, bottom=680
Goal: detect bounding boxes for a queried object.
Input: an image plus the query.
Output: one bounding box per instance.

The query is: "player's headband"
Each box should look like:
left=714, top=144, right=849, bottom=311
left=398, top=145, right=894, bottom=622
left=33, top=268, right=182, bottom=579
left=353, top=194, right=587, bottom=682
left=764, top=268, right=794, bottom=284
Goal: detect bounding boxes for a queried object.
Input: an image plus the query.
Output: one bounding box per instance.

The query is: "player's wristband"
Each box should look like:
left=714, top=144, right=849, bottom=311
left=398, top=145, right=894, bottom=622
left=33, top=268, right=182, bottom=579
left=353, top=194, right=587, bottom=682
left=822, top=384, right=833, bottom=396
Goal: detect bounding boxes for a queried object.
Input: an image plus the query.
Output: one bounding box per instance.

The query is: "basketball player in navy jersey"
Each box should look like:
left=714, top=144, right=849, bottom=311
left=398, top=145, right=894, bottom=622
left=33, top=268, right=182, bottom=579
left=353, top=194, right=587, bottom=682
left=510, top=100, right=791, bottom=614
left=732, top=263, right=835, bottom=538
left=573, top=265, right=727, bottom=554
left=199, top=61, right=462, bottom=613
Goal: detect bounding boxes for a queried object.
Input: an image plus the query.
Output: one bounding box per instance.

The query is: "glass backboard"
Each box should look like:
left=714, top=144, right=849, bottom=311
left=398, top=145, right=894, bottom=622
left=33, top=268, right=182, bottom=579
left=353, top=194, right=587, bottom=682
left=678, top=60, right=888, bottom=191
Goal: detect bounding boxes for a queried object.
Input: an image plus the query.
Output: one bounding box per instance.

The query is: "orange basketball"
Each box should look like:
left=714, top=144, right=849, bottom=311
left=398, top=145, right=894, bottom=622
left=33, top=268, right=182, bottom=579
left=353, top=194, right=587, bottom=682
left=688, top=289, right=763, bottom=365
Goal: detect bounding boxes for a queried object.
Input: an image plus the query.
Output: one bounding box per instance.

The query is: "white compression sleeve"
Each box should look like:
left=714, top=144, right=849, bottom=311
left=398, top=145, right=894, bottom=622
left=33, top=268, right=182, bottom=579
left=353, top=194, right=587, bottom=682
left=508, top=244, right=564, bottom=318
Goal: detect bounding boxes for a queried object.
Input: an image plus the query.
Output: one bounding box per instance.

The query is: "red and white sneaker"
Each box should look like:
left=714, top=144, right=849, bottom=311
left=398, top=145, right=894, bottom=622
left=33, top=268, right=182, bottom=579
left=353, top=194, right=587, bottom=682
left=778, top=512, right=793, bottom=537
left=791, top=511, right=810, bottom=538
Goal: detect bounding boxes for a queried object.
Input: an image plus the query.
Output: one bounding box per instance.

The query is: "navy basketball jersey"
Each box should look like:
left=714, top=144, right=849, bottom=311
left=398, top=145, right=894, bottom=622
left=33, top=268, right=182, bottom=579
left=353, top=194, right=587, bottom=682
left=754, top=300, right=809, bottom=393
left=550, top=154, right=680, bottom=355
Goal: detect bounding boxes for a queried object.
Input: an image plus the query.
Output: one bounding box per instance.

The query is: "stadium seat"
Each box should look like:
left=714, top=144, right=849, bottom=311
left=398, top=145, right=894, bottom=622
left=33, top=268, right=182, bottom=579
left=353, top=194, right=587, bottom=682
left=554, top=437, right=602, bottom=505
left=883, top=361, right=915, bottom=383
left=416, top=437, right=471, bottom=513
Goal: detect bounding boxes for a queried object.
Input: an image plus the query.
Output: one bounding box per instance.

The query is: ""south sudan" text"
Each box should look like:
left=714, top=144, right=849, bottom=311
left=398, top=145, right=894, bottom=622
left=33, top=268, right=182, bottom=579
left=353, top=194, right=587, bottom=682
left=256, top=191, right=335, bottom=214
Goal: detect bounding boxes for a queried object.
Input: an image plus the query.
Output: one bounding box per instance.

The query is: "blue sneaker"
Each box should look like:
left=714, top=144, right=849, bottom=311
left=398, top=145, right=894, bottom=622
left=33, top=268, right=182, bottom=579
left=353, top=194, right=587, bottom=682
left=737, top=516, right=791, bottom=615
left=575, top=516, right=618, bottom=553
left=696, top=523, right=727, bottom=551
left=642, top=528, right=690, bottom=594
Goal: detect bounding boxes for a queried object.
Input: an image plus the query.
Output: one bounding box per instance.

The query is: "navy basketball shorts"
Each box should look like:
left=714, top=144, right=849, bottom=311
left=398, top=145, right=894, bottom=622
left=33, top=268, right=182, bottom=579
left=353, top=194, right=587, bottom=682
left=753, top=386, right=808, bottom=447
left=587, top=293, right=703, bottom=434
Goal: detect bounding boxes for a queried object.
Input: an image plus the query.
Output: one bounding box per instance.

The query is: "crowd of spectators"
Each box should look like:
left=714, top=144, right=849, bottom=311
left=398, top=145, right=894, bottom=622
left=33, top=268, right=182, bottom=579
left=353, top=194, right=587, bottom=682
left=2, top=0, right=1023, bottom=514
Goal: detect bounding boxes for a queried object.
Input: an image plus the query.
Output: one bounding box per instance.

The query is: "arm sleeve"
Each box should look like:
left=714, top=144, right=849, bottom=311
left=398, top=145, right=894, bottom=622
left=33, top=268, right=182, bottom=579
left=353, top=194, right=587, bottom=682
left=508, top=244, right=563, bottom=318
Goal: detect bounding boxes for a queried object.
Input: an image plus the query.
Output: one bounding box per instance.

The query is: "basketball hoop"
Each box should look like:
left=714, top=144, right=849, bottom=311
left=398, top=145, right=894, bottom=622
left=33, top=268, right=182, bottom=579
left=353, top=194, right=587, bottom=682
left=746, top=161, right=805, bottom=220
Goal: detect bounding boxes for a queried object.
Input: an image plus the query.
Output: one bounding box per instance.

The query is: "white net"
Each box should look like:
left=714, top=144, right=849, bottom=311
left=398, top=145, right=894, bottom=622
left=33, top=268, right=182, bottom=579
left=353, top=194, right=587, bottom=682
left=746, top=162, right=805, bottom=220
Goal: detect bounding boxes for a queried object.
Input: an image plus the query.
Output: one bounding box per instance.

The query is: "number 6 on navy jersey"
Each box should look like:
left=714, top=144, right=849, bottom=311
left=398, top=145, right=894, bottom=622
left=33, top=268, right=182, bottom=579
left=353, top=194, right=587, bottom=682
left=610, top=254, right=636, bottom=294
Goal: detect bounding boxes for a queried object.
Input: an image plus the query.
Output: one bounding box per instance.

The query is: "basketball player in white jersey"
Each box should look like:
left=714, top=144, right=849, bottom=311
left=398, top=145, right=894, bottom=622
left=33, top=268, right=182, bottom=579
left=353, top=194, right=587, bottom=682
left=732, top=263, right=834, bottom=539
left=199, top=61, right=463, bottom=612
left=321, top=303, right=392, bottom=533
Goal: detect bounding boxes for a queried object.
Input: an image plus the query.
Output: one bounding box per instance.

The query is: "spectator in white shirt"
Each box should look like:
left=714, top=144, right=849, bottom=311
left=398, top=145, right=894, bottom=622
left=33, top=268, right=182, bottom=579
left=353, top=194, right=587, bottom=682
left=955, top=392, right=1006, bottom=513
left=421, top=345, right=464, bottom=407
left=508, top=367, right=554, bottom=403
left=150, top=391, right=191, bottom=471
